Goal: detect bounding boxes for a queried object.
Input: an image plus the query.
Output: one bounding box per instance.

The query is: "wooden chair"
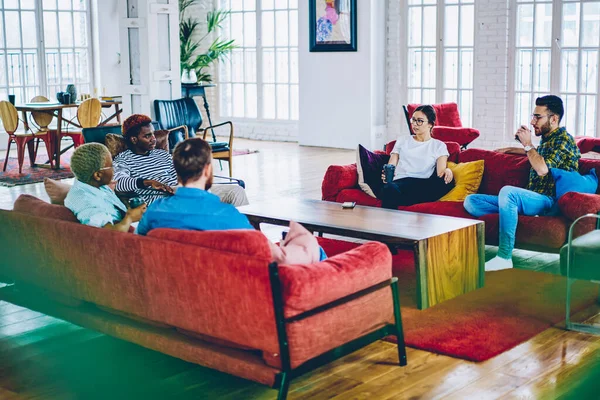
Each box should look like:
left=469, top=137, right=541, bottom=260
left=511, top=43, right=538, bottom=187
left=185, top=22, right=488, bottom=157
left=62, top=98, right=102, bottom=148
left=30, top=95, right=56, bottom=156
left=0, top=101, right=54, bottom=173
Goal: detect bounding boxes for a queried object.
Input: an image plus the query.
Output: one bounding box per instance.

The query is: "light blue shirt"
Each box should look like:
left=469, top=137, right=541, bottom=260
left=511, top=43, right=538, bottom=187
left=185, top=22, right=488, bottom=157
left=64, top=180, right=127, bottom=228
left=137, top=187, right=253, bottom=235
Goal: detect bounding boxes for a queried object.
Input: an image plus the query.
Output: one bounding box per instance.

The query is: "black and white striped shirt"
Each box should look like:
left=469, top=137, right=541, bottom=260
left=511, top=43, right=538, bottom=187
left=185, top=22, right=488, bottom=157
left=113, top=149, right=178, bottom=205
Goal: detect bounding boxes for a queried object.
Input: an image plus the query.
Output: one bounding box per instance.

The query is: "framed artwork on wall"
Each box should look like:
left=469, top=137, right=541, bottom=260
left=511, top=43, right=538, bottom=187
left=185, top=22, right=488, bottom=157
left=309, top=0, right=357, bottom=52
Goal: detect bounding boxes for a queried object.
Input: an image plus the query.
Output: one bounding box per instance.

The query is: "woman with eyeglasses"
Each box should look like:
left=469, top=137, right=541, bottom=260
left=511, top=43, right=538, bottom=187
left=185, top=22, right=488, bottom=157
left=380, top=105, right=455, bottom=209
left=64, top=143, right=147, bottom=232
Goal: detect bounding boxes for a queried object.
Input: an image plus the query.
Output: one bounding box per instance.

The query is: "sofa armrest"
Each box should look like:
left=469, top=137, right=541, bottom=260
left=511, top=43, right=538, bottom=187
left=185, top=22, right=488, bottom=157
left=558, top=192, right=600, bottom=237
left=322, top=164, right=359, bottom=201
left=277, top=241, right=392, bottom=319
left=433, top=126, right=480, bottom=147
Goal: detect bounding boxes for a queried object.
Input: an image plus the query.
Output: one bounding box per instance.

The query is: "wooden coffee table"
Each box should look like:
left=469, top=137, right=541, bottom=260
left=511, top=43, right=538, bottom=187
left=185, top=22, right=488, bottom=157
left=239, top=199, right=485, bottom=309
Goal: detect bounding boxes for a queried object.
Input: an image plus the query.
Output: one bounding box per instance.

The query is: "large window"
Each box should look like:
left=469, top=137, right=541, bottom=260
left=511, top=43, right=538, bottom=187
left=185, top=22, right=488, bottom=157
left=513, top=0, right=600, bottom=137
left=219, top=0, right=298, bottom=121
left=406, top=0, right=475, bottom=125
left=0, top=0, right=92, bottom=104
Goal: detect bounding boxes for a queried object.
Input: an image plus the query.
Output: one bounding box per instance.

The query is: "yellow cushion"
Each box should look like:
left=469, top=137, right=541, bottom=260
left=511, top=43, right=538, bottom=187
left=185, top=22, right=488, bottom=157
left=439, top=160, right=485, bottom=202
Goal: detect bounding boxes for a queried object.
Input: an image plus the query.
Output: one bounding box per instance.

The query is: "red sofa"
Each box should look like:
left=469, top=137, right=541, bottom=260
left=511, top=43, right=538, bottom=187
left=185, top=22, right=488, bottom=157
left=0, top=195, right=406, bottom=400
left=323, top=145, right=600, bottom=253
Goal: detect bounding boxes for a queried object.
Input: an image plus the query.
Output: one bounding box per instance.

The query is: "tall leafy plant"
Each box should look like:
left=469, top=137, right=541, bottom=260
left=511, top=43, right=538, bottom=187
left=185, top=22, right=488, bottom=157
left=179, top=0, right=236, bottom=83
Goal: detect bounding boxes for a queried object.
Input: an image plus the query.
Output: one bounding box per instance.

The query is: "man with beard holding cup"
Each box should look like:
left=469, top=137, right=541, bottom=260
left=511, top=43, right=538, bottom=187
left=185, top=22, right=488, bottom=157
left=464, top=95, right=580, bottom=271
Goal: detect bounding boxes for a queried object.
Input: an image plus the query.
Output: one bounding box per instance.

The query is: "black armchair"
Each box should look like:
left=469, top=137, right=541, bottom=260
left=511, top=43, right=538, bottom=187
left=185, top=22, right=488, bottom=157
left=154, top=98, right=234, bottom=176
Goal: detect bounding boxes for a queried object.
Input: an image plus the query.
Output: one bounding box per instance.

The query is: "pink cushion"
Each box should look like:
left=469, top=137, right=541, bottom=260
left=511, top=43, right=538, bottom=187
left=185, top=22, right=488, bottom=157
left=270, top=221, right=321, bottom=265
left=13, top=194, right=78, bottom=222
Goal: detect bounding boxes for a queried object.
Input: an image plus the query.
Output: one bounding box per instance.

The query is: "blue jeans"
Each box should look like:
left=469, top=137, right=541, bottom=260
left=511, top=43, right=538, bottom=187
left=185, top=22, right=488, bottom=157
left=463, top=186, right=554, bottom=259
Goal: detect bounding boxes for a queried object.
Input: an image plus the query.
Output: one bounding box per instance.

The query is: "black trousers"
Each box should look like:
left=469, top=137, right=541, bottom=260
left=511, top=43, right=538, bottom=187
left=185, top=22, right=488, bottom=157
left=380, top=172, right=455, bottom=209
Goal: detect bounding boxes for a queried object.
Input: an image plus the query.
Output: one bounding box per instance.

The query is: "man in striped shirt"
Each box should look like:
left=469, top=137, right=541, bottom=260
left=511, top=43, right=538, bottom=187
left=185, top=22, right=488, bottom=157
left=114, top=114, right=248, bottom=207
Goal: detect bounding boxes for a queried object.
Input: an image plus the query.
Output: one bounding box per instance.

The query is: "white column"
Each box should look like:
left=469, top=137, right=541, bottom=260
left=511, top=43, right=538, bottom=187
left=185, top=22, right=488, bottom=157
left=118, top=0, right=181, bottom=117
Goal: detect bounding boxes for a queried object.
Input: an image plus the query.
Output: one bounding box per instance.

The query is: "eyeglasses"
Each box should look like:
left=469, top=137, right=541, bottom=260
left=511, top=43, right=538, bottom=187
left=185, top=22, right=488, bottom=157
left=97, top=166, right=113, bottom=171
left=531, top=114, right=554, bottom=122
left=410, top=118, right=427, bottom=126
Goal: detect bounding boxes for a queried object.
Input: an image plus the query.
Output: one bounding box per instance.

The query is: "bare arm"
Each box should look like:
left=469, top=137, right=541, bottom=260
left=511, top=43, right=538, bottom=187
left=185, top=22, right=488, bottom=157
left=389, top=153, right=399, bottom=166
left=515, top=125, right=548, bottom=176
left=525, top=148, right=549, bottom=176
left=496, top=147, right=526, bottom=155
left=102, top=204, right=147, bottom=233
left=436, top=155, right=448, bottom=176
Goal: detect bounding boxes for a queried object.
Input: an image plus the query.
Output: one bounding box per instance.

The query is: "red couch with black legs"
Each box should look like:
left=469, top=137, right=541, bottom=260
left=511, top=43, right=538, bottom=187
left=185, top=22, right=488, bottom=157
left=0, top=194, right=407, bottom=400
left=323, top=142, right=600, bottom=253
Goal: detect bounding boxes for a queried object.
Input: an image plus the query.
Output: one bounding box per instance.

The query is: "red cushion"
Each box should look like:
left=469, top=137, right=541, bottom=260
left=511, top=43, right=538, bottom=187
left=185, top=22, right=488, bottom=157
left=432, top=126, right=480, bottom=147
left=336, top=188, right=382, bottom=207
left=322, top=164, right=359, bottom=201
left=147, top=228, right=272, bottom=260
left=400, top=201, right=474, bottom=219
left=558, top=192, right=600, bottom=239
left=459, top=149, right=531, bottom=195
left=407, top=103, right=462, bottom=127
left=480, top=214, right=568, bottom=249
left=576, top=136, right=600, bottom=154
left=13, top=194, right=78, bottom=222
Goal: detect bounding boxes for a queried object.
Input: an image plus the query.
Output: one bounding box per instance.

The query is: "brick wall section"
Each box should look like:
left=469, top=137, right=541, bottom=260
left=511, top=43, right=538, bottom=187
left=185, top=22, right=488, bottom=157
left=385, top=0, right=404, bottom=142
left=472, top=0, right=512, bottom=150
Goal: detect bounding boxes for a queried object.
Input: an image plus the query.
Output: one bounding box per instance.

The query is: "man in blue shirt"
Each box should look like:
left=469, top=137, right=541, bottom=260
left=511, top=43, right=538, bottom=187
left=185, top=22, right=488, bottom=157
left=137, top=138, right=253, bottom=235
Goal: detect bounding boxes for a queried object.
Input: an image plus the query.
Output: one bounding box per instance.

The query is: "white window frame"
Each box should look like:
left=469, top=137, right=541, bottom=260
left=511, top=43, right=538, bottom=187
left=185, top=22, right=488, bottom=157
left=218, top=0, right=298, bottom=122
left=0, top=0, right=94, bottom=103
left=508, top=0, right=600, bottom=138
left=403, top=0, right=476, bottom=126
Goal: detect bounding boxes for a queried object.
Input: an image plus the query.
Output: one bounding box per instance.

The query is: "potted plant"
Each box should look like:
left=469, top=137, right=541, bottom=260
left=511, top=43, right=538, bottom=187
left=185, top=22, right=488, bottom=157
left=179, top=0, right=236, bottom=84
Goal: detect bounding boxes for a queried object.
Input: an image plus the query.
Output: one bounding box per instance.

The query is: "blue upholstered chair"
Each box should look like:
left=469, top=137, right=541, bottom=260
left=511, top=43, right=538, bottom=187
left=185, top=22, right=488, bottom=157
left=154, top=98, right=234, bottom=176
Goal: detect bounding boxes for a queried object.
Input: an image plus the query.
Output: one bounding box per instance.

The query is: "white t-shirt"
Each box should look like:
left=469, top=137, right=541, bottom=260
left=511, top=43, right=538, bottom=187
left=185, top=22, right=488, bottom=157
left=390, top=136, right=449, bottom=180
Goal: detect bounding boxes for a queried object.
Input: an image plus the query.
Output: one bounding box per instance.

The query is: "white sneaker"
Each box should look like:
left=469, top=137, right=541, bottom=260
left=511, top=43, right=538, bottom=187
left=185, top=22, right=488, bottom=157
left=485, top=256, right=513, bottom=271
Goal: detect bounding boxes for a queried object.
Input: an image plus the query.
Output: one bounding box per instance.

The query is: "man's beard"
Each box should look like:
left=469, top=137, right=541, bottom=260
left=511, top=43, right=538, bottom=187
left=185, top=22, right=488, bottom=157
left=536, top=120, right=552, bottom=136
left=205, top=175, right=213, bottom=191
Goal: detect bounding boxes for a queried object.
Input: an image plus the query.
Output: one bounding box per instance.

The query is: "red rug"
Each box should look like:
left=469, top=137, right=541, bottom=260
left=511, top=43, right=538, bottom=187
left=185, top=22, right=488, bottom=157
left=317, top=237, right=598, bottom=362
left=0, top=152, right=73, bottom=187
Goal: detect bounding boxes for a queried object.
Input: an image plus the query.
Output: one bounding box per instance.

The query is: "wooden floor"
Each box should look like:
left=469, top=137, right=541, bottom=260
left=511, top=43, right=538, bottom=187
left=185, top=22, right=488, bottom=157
left=1, top=138, right=600, bottom=399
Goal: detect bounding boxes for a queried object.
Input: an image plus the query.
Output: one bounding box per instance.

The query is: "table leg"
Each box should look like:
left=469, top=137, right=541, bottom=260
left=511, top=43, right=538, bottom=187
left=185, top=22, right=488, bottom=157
left=55, top=109, right=63, bottom=169
left=414, top=241, right=429, bottom=310
left=420, top=225, right=481, bottom=309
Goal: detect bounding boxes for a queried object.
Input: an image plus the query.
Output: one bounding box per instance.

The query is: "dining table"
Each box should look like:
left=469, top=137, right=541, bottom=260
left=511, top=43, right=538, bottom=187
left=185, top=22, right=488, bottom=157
left=15, top=100, right=123, bottom=170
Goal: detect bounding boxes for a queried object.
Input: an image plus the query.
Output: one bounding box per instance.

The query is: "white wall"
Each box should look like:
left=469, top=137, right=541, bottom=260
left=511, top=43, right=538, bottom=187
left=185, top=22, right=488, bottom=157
left=96, top=0, right=122, bottom=97
left=299, top=0, right=386, bottom=150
